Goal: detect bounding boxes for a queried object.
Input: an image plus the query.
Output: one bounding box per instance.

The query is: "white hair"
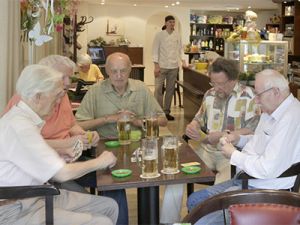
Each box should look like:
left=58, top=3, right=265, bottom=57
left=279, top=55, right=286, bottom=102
left=16, top=65, right=63, bottom=99
left=39, top=55, right=76, bottom=74
left=77, top=53, right=92, bottom=66
left=256, top=69, right=289, bottom=92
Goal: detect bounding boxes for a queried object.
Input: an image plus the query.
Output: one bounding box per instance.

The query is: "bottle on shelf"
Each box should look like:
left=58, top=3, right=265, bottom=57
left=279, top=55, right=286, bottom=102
left=210, top=27, right=214, bottom=36
left=192, top=24, right=196, bottom=36
left=215, top=39, right=220, bottom=51
left=209, top=39, right=214, bottom=50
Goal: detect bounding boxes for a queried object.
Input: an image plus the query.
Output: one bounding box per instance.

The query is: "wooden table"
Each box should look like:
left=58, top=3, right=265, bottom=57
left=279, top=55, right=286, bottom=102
left=95, top=138, right=215, bottom=225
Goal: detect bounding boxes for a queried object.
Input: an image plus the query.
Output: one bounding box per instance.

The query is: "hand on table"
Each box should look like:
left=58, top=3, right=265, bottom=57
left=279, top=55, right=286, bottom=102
left=97, top=151, right=117, bottom=169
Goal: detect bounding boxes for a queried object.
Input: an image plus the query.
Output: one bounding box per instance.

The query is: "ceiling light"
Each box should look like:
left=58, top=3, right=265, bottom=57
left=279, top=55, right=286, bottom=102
left=176, top=1, right=180, bottom=5
left=165, top=5, right=169, bottom=8
left=100, top=2, right=104, bottom=5
left=171, top=3, right=175, bottom=6
left=248, top=6, right=251, bottom=9
left=236, top=8, right=239, bottom=10
left=133, top=4, right=137, bottom=6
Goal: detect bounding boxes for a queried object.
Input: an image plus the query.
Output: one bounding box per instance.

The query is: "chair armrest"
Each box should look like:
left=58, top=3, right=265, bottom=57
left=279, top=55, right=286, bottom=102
left=0, top=184, right=60, bottom=199
left=236, top=162, right=300, bottom=180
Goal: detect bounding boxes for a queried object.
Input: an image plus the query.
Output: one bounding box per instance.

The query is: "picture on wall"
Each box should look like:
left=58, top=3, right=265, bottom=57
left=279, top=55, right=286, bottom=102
left=106, top=19, right=124, bottom=36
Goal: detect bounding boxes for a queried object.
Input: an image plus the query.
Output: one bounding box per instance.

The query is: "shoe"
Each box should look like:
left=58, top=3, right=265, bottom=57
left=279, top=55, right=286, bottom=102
left=166, top=114, right=175, bottom=121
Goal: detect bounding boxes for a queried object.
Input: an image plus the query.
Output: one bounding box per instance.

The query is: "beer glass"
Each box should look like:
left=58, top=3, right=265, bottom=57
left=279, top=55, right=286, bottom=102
left=137, top=138, right=160, bottom=178
left=143, top=113, right=159, bottom=138
left=161, top=136, right=179, bottom=174
left=117, top=115, right=131, bottom=145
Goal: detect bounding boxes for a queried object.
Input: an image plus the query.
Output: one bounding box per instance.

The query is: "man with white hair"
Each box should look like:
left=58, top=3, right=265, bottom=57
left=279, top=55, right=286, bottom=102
left=3, top=55, right=100, bottom=157
left=187, top=69, right=300, bottom=224
left=0, top=65, right=118, bottom=225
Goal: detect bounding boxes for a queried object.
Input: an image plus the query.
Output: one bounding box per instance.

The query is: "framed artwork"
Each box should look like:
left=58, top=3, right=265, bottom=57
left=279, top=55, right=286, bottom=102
left=106, top=19, right=124, bottom=36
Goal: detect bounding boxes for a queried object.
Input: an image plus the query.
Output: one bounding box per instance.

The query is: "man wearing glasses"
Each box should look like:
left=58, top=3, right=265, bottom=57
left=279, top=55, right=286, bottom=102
left=187, top=69, right=300, bottom=225
left=186, top=57, right=260, bottom=184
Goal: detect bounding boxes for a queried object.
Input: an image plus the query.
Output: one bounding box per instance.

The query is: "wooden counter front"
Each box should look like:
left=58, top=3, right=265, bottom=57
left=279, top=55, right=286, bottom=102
left=178, top=67, right=211, bottom=121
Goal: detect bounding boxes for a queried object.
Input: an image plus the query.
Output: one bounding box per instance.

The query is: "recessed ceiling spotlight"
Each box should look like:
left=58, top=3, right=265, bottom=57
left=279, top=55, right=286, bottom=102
left=283, top=1, right=287, bottom=3
left=133, top=4, right=137, bottom=6
left=100, top=2, right=104, bottom=5
left=171, top=3, right=175, bottom=6
left=176, top=1, right=180, bottom=5
left=236, top=8, right=239, bottom=10
left=165, top=5, right=169, bottom=8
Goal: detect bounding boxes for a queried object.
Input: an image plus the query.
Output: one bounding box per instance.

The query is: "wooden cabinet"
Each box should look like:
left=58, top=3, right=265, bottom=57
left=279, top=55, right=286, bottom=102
left=177, top=68, right=211, bottom=121
left=281, top=0, right=300, bottom=56
left=103, top=46, right=143, bottom=64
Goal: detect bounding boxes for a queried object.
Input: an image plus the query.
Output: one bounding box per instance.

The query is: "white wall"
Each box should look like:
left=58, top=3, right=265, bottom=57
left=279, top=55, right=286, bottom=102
left=78, top=3, right=190, bottom=85
left=78, top=3, right=278, bottom=86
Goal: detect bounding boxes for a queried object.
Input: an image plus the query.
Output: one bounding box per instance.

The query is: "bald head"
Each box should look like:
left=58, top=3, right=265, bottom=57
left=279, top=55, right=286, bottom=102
left=105, top=52, right=132, bottom=94
left=105, top=52, right=132, bottom=71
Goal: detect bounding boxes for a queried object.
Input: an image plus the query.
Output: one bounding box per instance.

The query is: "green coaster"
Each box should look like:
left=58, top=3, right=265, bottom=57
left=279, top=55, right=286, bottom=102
left=105, top=141, right=120, bottom=148
left=181, top=166, right=201, bottom=174
left=111, top=169, right=132, bottom=178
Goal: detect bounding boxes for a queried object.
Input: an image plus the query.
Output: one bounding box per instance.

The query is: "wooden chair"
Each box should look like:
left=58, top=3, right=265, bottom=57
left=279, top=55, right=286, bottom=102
left=236, top=161, right=300, bottom=192
left=182, top=189, right=300, bottom=225
left=0, top=184, right=60, bottom=225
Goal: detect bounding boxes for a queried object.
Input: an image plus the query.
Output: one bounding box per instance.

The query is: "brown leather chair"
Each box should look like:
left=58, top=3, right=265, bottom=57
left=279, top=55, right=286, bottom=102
left=0, top=184, right=60, bottom=225
left=182, top=189, right=300, bottom=225
left=230, top=202, right=300, bottom=225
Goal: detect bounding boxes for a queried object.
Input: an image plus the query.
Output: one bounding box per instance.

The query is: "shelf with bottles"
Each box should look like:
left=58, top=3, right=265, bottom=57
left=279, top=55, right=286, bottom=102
left=189, top=23, right=233, bottom=55
left=224, top=40, right=288, bottom=76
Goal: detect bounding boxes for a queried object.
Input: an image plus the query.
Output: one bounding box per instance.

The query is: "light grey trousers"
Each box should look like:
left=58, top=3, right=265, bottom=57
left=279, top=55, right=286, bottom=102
left=154, top=68, right=178, bottom=114
left=0, top=189, right=118, bottom=225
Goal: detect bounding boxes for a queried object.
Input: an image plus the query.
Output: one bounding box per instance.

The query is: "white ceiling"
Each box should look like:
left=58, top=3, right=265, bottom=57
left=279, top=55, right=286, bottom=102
left=83, top=0, right=280, bottom=11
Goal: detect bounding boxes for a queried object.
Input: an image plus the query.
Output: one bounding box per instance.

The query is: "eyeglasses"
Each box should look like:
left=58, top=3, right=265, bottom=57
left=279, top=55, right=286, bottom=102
left=254, top=87, right=273, bottom=98
left=209, top=80, right=229, bottom=87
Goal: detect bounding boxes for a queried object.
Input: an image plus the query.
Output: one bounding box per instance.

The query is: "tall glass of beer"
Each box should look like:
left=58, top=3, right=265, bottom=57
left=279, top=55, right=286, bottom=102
left=143, top=112, right=159, bottom=138
left=161, top=135, right=179, bottom=174
left=117, top=115, right=131, bottom=145
left=139, top=138, right=159, bottom=178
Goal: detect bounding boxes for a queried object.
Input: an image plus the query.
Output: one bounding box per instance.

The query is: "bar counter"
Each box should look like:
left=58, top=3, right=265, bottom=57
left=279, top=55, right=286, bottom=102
left=178, top=67, right=211, bottom=121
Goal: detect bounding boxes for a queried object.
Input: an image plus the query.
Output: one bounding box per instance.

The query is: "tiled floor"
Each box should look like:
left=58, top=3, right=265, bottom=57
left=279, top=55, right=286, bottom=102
left=126, top=103, right=209, bottom=224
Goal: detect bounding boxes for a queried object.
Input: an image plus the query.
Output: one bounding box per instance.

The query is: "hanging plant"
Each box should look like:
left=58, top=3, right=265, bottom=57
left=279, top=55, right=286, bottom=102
left=20, top=0, right=80, bottom=46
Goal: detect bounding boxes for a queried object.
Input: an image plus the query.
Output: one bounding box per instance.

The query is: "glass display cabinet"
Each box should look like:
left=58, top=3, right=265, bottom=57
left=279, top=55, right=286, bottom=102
left=224, top=40, right=288, bottom=76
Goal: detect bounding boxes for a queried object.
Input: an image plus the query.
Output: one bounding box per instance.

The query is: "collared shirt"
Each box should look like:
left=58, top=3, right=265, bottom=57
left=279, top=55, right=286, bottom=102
left=0, top=101, right=65, bottom=186
left=152, top=30, right=183, bottom=69
left=232, top=94, right=300, bottom=189
left=75, top=79, right=165, bottom=138
left=79, top=64, right=104, bottom=82
left=194, top=82, right=260, bottom=152
left=2, top=94, right=76, bottom=140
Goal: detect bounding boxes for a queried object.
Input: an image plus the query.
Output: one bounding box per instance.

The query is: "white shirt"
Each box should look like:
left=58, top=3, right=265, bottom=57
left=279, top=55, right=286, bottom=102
left=232, top=94, right=300, bottom=189
left=152, top=30, right=183, bottom=69
left=0, top=101, right=65, bottom=186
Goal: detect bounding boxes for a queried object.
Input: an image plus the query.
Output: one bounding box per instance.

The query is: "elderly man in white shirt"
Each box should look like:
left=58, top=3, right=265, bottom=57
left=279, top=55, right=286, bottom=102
left=187, top=69, right=300, bottom=225
left=0, top=65, right=118, bottom=225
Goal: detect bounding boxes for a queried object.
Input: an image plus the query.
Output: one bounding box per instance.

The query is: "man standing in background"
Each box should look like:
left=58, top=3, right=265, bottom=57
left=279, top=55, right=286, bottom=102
left=152, top=15, right=186, bottom=121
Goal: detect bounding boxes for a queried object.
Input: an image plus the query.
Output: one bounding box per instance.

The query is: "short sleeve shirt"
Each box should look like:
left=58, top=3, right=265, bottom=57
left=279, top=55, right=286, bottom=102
left=2, top=94, right=76, bottom=140
left=194, top=82, right=260, bottom=151
left=0, top=101, right=65, bottom=186
left=75, top=79, right=164, bottom=138
left=79, top=64, right=104, bottom=82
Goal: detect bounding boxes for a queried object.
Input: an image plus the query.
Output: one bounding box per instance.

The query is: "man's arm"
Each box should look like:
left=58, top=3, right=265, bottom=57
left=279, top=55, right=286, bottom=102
left=52, top=151, right=117, bottom=182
